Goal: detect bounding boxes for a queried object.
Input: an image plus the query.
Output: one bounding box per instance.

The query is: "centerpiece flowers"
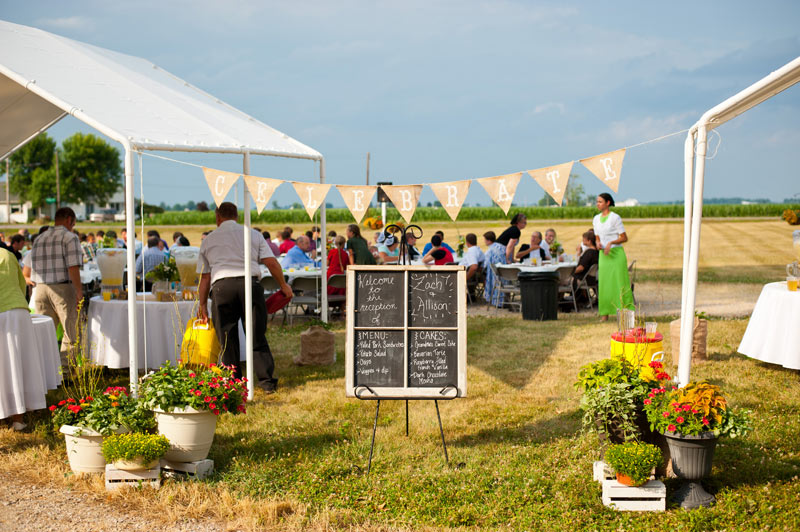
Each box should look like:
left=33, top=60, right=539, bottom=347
left=604, top=441, right=663, bottom=487
left=139, top=361, right=248, bottom=462
left=643, top=380, right=752, bottom=508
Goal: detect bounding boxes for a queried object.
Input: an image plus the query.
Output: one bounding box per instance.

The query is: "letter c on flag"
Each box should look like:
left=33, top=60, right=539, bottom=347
left=215, top=175, right=225, bottom=197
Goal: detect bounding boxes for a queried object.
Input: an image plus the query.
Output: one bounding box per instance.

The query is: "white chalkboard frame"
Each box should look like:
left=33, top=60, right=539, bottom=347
left=345, top=265, right=467, bottom=399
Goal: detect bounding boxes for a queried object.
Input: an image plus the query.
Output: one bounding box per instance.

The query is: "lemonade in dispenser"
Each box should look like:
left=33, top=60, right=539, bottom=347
left=172, top=246, right=201, bottom=300
left=96, top=248, right=126, bottom=300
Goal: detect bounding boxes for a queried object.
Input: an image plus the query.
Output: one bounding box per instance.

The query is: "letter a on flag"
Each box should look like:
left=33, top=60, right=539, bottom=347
left=429, top=180, right=471, bottom=221
left=203, top=167, right=240, bottom=207
left=336, top=185, right=376, bottom=224
left=382, top=185, right=423, bottom=224
left=243, top=175, right=283, bottom=214
left=527, top=161, right=574, bottom=206
left=580, top=149, right=625, bottom=193
left=476, top=173, right=522, bottom=215
left=291, top=182, right=332, bottom=220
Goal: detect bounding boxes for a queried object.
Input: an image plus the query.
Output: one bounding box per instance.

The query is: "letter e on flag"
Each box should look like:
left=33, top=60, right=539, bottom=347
left=580, top=149, right=625, bottom=193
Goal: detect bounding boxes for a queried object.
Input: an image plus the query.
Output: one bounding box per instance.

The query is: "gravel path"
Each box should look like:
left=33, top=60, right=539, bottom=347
left=0, top=472, right=225, bottom=532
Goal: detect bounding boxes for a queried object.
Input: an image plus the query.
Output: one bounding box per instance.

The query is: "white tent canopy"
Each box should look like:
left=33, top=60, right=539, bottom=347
left=678, top=55, right=800, bottom=386
left=0, top=19, right=329, bottom=398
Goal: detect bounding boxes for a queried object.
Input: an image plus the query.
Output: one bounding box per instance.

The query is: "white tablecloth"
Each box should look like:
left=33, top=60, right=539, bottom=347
left=260, top=265, right=322, bottom=280
left=86, top=294, right=245, bottom=370
left=0, top=309, right=47, bottom=418
left=738, top=282, right=800, bottom=370
left=498, top=261, right=578, bottom=274
left=31, top=314, right=62, bottom=390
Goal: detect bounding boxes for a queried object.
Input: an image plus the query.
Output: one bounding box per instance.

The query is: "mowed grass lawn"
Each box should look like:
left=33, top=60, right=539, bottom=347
left=2, top=314, right=799, bottom=531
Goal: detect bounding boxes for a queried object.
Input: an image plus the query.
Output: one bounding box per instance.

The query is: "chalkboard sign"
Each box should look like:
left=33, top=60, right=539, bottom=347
left=345, top=265, right=467, bottom=399
left=409, top=271, right=458, bottom=328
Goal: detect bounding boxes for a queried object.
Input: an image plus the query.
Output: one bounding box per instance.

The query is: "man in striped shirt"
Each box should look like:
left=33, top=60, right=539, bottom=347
left=26, top=207, right=83, bottom=357
left=136, top=235, right=168, bottom=291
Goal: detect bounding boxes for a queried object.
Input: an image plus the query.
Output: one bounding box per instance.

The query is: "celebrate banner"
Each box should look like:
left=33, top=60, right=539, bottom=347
left=528, top=161, right=574, bottom=206
left=429, top=180, right=471, bottom=222
left=580, top=149, right=625, bottom=193
left=336, top=185, right=376, bottom=223
left=203, top=167, right=240, bottom=207
left=291, top=182, right=332, bottom=220
left=476, top=172, right=522, bottom=215
left=243, top=175, right=283, bottom=214
left=382, top=185, right=423, bottom=224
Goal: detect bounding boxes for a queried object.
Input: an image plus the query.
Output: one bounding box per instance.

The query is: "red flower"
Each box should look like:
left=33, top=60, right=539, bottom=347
left=49, top=405, right=57, bottom=412
left=204, top=397, right=212, bottom=403
left=648, top=392, right=655, bottom=398
left=237, top=405, right=246, bottom=413
left=676, top=416, right=685, bottom=424
left=649, top=361, right=663, bottom=369
left=67, top=398, right=76, bottom=403
left=58, top=400, right=66, bottom=406
left=189, top=373, right=196, bottom=378
left=209, top=403, right=217, bottom=409
left=692, top=409, right=698, bottom=414
left=662, top=411, right=670, bottom=418
left=702, top=417, right=709, bottom=426
left=643, top=399, right=652, bottom=405
left=85, top=396, right=93, bottom=402
left=212, top=409, right=220, bottom=416
left=667, top=424, right=677, bottom=432
left=682, top=404, right=692, bottom=412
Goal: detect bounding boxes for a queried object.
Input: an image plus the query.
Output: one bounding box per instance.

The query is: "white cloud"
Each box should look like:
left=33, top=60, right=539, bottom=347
left=604, top=111, right=697, bottom=145
left=36, top=16, right=93, bottom=30
left=531, top=102, right=566, bottom=115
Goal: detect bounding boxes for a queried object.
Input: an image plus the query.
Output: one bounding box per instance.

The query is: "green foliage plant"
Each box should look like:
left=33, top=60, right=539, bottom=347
left=139, top=361, right=248, bottom=416
left=49, top=386, right=154, bottom=436
left=575, top=358, right=641, bottom=392
left=146, top=256, right=180, bottom=283
left=580, top=382, right=642, bottom=441
left=102, top=433, right=170, bottom=464
left=604, top=441, right=663, bottom=486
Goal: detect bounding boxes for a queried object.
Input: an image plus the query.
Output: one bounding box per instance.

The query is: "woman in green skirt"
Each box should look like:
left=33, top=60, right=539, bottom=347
left=593, top=193, right=634, bottom=321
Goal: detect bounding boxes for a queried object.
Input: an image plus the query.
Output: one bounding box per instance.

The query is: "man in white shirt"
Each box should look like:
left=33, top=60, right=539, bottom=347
left=197, top=202, right=292, bottom=393
left=459, top=233, right=484, bottom=280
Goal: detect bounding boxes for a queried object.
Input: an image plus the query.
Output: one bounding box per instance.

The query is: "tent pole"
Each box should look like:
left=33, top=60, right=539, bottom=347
left=320, top=158, right=328, bottom=323
left=680, top=132, right=695, bottom=327
left=678, top=125, right=707, bottom=387
left=243, top=152, right=254, bottom=401
left=122, top=143, right=139, bottom=396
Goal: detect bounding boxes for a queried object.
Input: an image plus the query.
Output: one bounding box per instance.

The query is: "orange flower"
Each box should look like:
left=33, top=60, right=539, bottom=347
left=111, top=401, right=120, bottom=407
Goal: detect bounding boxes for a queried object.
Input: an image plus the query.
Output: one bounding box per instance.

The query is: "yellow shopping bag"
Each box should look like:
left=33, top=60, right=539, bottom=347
left=180, top=318, right=221, bottom=367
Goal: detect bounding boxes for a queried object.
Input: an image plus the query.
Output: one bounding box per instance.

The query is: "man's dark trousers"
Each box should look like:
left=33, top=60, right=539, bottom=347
left=210, top=276, right=277, bottom=391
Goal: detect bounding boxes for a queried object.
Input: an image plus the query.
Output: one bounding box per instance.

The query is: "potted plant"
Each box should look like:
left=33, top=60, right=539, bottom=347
left=604, top=441, right=663, bottom=486
left=644, top=380, right=751, bottom=508
left=146, top=257, right=179, bottom=301
left=102, top=433, right=171, bottom=471
left=139, top=362, right=248, bottom=462
left=50, top=386, right=154, bottom=473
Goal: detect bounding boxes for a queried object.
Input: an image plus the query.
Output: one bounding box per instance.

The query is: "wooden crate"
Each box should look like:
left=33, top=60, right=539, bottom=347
left=160, top=458, right=214, bottom=480
left=602, top=479, right=666, bottom=512
left=105, top=464, right=161, bottom=491
left=593, top=460, right=615, bottom=482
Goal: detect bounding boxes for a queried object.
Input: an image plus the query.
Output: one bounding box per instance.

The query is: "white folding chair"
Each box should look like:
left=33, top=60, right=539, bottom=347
left=493, top=264, right=521, bottom=312
left=286, top=276, right=320, bottom=326
left=557, top=266, right=577, bottom=313
left=327, top=274, right=347, bottom=307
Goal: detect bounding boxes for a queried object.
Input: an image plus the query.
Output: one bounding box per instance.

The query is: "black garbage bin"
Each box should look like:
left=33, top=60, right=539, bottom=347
left=519, top=271, right=559, bottom=321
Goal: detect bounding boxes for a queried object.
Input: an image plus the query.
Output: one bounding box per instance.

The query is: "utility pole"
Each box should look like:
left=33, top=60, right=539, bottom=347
left=55, top=150, right=60, bottom=208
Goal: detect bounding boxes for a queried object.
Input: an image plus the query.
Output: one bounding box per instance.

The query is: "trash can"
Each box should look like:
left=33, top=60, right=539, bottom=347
left=519, top=271, right=559, bottom=321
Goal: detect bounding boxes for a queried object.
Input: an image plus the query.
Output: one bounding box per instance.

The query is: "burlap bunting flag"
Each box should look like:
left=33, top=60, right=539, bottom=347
left=580, top=149, right=625, bottom=193
left=202, top=167, right=240, bottom=207
left=428, top=180, right=471, bottom=221
left=527, top=161, right=574, bottom=206
left=336, top=185, right=376, bottom=224
left=243, top=175, right=283, bottom=214
left=291, top=182, right=332, bottom=220
left=476, top=173, right=522, bottom=215
left=381, top=185, right=423, bottom=224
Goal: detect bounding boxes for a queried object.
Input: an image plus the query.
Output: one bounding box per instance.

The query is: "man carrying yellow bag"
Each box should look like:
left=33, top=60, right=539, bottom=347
left=181, top=318, right=222, bottom=366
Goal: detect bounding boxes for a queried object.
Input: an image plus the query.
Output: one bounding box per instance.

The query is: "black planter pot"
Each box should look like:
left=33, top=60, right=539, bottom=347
left=663, top=431, right=718, bottom=509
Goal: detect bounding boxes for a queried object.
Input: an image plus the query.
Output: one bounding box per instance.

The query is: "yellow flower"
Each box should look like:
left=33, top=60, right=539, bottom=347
left=211, top=366, right=222, bottom=374
left=108, top=394, right=118, bottom=400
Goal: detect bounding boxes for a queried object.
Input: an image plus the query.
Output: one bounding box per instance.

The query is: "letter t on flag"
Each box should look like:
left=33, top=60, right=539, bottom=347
left=527, top=162, right=574, bottom=206
left=243, top=175, right=283, bottom=214
left=429, top=180, right=471, bottom=221
left=202, top=167, right=241, bottom=207
left=580, top=149, right=626, bottom=193
left=291, top=182, right=332, bottom=220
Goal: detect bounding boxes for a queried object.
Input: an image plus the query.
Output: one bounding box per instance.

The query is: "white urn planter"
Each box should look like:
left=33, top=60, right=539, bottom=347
left=154, top=407, right=217, bottom=462
left=60, top=425, right=126, bottom=474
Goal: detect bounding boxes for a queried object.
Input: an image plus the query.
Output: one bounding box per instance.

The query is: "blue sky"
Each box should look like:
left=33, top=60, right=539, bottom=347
left=3, top=1, right=800, bottom=207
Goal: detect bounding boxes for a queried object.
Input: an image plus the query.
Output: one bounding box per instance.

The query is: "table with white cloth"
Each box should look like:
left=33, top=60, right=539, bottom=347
left=498, top=261, right=578, bottom=274
left=738, top=282, right=800, bottom=370
left=260, top=265, right=322, bottom=280
left=86, top=294, right=245, bottom=370
left=31, top=314, right=62, bottom=390
left=0, top=309, right=47, bottom=418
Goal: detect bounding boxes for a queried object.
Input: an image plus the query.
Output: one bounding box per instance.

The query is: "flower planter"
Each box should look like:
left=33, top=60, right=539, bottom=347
left=154, top=407, right=217, bottom=462
left=615, top=472, right=646, bottom=487
left=113, top=458, right=160, bottom=471
left=663, top=431, right=718, bottom=508
left=60, top=425, right=126, bottom=474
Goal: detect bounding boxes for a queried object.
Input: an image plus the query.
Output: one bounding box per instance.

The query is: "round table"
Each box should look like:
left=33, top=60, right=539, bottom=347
left=31, top=314, right=62, bottom=390
left=86, top=294, right=245, bottom=370
left=738, top=282, right=800, bottom=370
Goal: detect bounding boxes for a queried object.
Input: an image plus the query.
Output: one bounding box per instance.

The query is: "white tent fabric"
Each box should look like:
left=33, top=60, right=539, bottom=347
left=0, top=19, right=328, bottom=398
left=678, top=55, right=800, bottom=386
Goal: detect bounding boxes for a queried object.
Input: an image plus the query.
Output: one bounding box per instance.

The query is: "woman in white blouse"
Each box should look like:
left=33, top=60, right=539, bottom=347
left=592, top=193, right=634, bottom=321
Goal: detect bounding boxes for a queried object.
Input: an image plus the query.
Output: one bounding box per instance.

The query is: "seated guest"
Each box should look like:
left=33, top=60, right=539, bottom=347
left=326, top=235, right=350, bottom=295
left=262, top=231, right=280, bottom=256
left=79, top=233, right=94, bottom=262
left=482, top=230, right=508, bottom=307
left=377, top=232, right=400, bottom=264
left=422, top=230, right=455, bottom=256
left=327, top=230, right=337, bottom=238
left=459, top=233, right=485, bottom=282
left=305, top=230, right=317, bottom=258
left=575, top=228, right=596, bottom=258
left=422, top=234, right=454, bottom=265
left=345, top=224, right=376, bottom=265
left=401, top=232, right=421, bottom=262
left=282, top=235, right=316, bottom=269
left=147, top=230, right=169, bottom=251
left=278, top=230, right=296, bottom=254
left=3, top=234, right=25, bottom=261
left=201, top=231, right=211, bottom=241
left=542, top=228, right=560, bottom=260
left=516, top=231, right=548, bottom=262
left=572, top=231, right=599, bottom=303
left=172, top=231, right=184, bottom=247
left=136, top=235, right=169, bottom=290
